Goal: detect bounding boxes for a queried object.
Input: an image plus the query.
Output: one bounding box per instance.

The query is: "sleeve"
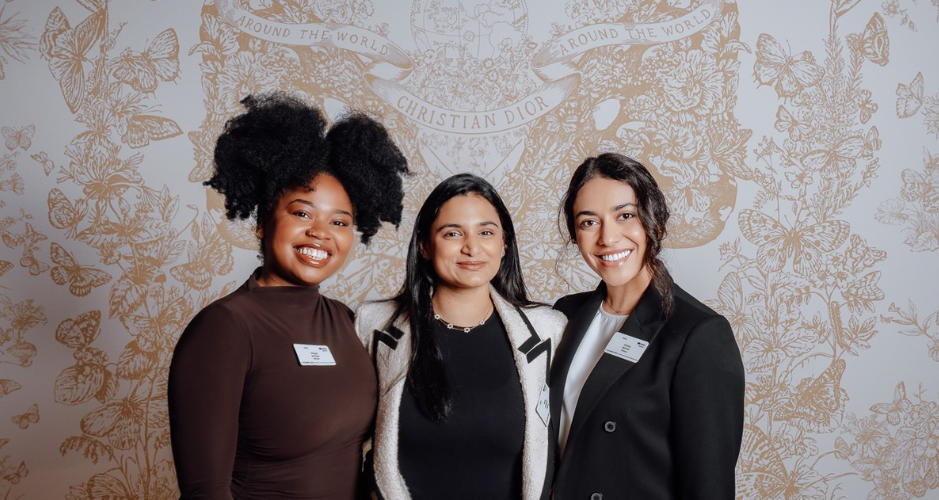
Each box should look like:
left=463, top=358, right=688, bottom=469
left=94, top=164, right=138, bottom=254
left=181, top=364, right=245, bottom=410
left=670, top=315, right=745, bottom=500
left=353, top=303, right=376, bottom=355
left=168, top=304, right=252, bottom=500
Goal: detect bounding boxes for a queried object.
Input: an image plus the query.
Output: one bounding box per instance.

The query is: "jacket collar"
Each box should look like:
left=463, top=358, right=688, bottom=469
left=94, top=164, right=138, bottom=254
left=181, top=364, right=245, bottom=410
left=556, top=282, right=667, bottom=444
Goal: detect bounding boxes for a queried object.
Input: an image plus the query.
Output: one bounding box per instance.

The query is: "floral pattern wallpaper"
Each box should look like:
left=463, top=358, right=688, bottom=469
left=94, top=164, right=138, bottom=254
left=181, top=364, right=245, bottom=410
left=0, top=0, right=937, bottom=498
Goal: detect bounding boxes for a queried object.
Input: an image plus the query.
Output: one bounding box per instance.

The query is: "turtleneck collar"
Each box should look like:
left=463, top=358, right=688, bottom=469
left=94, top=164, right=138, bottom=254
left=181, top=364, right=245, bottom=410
left=245, top=268, right=323, bottom=305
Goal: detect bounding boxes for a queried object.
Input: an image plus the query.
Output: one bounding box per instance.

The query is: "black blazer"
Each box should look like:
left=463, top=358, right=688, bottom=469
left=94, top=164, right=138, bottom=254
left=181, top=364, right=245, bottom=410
left=550, top=282, right=745, bottom=500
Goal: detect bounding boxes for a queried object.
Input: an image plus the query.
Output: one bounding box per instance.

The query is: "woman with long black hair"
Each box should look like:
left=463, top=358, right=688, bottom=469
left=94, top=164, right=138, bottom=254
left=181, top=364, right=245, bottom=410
left=356, top=173, right=565, bottom=500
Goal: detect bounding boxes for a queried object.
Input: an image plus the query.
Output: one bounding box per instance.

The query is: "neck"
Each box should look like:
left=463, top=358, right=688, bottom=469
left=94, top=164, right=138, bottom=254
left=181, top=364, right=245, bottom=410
left=432, top=285, right=493, bottom=326
left=602, top=267, right=653, bottom=315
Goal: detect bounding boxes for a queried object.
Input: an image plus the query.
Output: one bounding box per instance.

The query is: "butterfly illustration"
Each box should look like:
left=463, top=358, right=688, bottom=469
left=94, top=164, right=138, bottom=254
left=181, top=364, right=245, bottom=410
left=2, top=222, right=47, bottom=254
left=47, top=188, right=84, bottom=234
left=20, top=249, right=50, bottom=276
left=11, top=403, right=39, bottom=429
left=42, top=7, right=107, bottom=113
left=845, top=233, right=887, bottom=270
left=80, top=397, right=144, bottom=450
left=171, top=216, right=234, bottom=290
left=774, top=105, right=811, bottom=141
left=870, top=382, right=912, bottom=425
left=754, top=33, right=824, bottom=98
left=50, top=242, right=112, bottom=297
left=801, top=135, right=864, bottom=172
left=899, top=168, right=939, bottom=216
left=844, top=271, right=884, bottom=314
left=860, top=126, right=881, bottom=159
left=30, top=151, right=55, bottom=175
left=0, top=260, right=12, bottom=277
left=112, top=28, right=179, bottom=93
left=859, top=12, right=889, bottom=66
left=2, top=124, right=34, bottom=151
left=738, top=210, right=851, bottom=275
left=121, top=296, right=190, bottom=353
left=775, top=359, right=848, bottom=431
left=122, top=114, right=182, bottom=149
left=55, top=310, right=101, bottom=349
left=735, top=424, right=791, bottom=499
left=3, top=461, right=27, bottom=484
left=0, top=172, right=23, bottom=195
left=0, top=378, right=22, bottom=397
left=857, top=89, right=878, bottom=124
left=896, top=72, right=924, bottom=119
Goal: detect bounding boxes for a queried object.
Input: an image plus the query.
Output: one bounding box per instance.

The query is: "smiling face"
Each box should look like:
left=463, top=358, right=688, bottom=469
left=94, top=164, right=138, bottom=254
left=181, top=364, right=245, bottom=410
left=257, top=173, right=355, bottom=287
left=422, top=193, right=505, bottom=294
left=572, top=176, right=652, bottom=294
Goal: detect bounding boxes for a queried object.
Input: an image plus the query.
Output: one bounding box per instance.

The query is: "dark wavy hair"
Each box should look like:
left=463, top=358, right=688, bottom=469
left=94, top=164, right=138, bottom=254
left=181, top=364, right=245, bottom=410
left=391, top=173, right=536, bottom=421
left=205, top=92, right=408, bottom=246
left=559, top=153, right=674, bottom=316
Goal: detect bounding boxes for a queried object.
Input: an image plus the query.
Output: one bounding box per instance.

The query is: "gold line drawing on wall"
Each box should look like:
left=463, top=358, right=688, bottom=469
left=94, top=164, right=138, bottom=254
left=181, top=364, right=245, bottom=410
left=0, top=0, right=932, bottom=497
left=702, top=0, right=939, bottom=497
left=0, top=4, right=36, bottom=81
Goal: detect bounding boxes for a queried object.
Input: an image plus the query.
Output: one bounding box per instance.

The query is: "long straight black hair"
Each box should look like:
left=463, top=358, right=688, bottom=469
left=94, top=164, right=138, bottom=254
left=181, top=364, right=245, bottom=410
left=391, top=173, right=536, bottom=421
left=560, top=153, right=675, bottom=317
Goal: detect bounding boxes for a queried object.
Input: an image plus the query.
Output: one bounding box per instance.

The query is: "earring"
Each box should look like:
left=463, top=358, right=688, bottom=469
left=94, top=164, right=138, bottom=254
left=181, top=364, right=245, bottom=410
left=501, top=250, right=505, bottom=258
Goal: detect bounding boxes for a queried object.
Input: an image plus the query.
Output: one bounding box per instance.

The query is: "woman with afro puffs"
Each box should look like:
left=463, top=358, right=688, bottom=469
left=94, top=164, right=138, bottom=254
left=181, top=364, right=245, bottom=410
left=168, top=92, right=408, bottom=500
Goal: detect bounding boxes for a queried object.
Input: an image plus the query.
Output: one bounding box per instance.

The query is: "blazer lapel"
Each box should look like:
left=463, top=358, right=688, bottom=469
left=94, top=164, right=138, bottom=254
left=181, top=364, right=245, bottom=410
left=565, top=285, right=667, bottom=445
left=549, top=286, right=605, bottom=421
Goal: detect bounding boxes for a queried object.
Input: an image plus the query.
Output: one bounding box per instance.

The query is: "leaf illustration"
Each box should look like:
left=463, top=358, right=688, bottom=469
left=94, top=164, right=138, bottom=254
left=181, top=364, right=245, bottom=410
left=59, top=435, right=114, bottom=464
left=54, top=364, right=106, bottom=405
left=116, top=340, right=157, bottom=380
left=108, top=275, right=146, bottom=318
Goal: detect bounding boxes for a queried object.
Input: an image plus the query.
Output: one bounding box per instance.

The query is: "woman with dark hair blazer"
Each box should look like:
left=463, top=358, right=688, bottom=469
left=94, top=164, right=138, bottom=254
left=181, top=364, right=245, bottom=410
left=550, top=153, right=745, bottom=500
left=355, top=173, right=566, bottom=500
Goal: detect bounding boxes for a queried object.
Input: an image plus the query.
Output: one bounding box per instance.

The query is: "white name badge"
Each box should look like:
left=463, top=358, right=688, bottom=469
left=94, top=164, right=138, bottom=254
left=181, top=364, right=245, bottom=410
left=536, top=383, right=550, bottom=427
left=293, top=344, right=336, bottom=366
left=603, top=333, right=649, bottom=363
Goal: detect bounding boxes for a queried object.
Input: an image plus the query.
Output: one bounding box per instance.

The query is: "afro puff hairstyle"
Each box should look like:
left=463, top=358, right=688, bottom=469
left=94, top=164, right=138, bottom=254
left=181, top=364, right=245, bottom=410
left=205, top=92, right=408, bottom=246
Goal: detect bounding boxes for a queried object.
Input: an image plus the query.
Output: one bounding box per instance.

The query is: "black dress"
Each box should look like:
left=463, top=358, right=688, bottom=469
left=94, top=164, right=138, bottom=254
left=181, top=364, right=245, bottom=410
left=398, top=316, right=525, bottom=500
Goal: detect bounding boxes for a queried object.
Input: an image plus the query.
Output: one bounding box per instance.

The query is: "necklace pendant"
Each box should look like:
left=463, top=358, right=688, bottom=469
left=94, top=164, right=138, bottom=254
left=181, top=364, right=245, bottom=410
left=463, top=326, right=471, bottom=333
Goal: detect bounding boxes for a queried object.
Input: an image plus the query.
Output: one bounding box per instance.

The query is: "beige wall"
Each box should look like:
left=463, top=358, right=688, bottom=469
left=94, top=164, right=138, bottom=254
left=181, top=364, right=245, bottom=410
left=0, top=0, right=937, bottom=498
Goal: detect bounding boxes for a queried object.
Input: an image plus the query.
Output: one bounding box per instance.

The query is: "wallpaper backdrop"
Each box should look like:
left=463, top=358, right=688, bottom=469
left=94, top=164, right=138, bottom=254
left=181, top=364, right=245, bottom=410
left=0, top=0, right=938, bottom=498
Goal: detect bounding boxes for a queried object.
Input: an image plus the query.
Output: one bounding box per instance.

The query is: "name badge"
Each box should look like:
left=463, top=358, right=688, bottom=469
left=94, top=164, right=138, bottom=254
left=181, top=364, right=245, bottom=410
left=293, top=344, right=336, bottom=366
left=604, top=333, right=648, bottom=363
left=536, top=383, right=550, bottom=426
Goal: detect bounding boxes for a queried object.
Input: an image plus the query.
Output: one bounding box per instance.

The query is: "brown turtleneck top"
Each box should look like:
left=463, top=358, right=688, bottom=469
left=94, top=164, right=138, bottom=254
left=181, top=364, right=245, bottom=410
left=169, top=273, right=377, bottom=499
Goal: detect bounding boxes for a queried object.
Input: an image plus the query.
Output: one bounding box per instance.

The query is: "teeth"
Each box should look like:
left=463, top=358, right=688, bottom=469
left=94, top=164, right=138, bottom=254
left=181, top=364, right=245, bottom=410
left=297, top=247, right=328, bottom=260
left=600, top=250, right=631, bottom=262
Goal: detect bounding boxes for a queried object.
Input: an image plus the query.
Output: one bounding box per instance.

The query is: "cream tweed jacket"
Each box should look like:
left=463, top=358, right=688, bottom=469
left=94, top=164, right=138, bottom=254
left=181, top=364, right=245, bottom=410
left=354, top=287, right=566, bottom=500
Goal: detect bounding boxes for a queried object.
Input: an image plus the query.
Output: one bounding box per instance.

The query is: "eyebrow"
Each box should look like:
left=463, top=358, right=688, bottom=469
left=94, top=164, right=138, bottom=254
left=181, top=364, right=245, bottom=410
left=288, top=199, right=353, bottom=217
left=436, top=220, right=500, bottom=231
left=575, top=202, right=637, bottom=218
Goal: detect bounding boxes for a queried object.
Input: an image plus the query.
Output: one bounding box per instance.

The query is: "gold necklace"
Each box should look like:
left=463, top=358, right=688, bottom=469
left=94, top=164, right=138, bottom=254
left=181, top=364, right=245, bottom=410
left=434, top=301, right=494, bottom=333
left=604, top=297, right=630, bottom=315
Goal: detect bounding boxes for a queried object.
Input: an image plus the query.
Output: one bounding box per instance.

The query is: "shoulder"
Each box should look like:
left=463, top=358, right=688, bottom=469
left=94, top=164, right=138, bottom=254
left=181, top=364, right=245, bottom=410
left=669, top=284, right=739, bottom=358
left=174, top=286, right=253, bottom=355
left=322, top=295, right=355, bottom=322
left=671, top=284, right=730, bottom=330
left=183, top=285, right=252, bottom=332
left=520, top=304, right=567, bottom=341
left=353, top=300, right=400, bottom=342
left=552, top=291, right=594, bottom=319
